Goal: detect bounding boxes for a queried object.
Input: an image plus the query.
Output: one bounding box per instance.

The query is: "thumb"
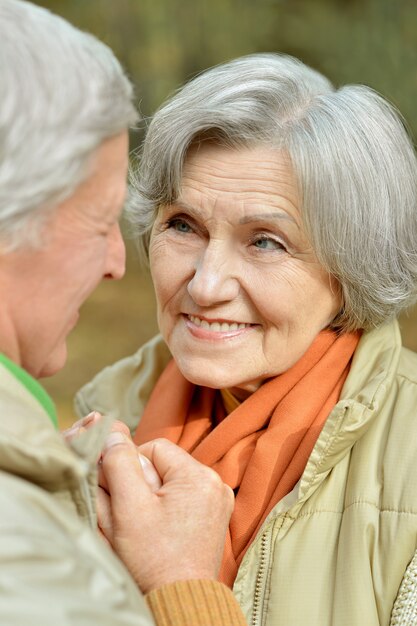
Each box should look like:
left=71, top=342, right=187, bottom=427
left=138, top=453, right=162, bottom=492
left=138, top=438, right=206, bottom=482
left=101, top=430, right=162, bottom=502
left=101, top=432, right=151, bottom=508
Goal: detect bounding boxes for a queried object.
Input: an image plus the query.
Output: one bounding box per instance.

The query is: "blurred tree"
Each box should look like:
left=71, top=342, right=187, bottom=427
left=263, top=0, right=417, bottom=134
left=36, top=0, right=417, bottom=137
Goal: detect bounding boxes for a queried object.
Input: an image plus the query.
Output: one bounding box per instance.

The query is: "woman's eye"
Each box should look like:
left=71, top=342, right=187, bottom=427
left=168, top=218, right=193, bottom=233
left=252, top=236, right=285, bottom=251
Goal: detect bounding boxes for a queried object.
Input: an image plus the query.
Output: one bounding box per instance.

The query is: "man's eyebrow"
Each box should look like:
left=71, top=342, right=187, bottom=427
left=239, top=212, right=297, bottom=226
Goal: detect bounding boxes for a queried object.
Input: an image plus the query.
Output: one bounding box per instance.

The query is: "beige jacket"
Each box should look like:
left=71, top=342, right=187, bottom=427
left=0, top=362, right=156, bottom=625
left=77, top=320, right=417, bottom=626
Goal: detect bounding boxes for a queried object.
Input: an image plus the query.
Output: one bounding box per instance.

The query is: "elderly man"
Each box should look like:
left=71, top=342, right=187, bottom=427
left=0, top=1, right=247, bottom=624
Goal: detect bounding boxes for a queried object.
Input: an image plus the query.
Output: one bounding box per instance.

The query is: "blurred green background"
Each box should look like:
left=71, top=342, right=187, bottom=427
left=35, top=0, right=417, bottom=428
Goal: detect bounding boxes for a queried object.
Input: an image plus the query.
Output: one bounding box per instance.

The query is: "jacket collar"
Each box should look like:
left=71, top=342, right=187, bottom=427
left=0, top=353, right=58, bottom=427
left=0, top=363, right=113, bottom=490
left=260, top=320, right=402, bottom=520
left=306, top=320, right=401, bottom=478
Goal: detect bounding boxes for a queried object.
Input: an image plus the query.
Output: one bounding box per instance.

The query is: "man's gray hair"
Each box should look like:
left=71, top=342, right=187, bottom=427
left=128, top=53, right=417, bottom=332
left=0, top=0, right=138, bottom=250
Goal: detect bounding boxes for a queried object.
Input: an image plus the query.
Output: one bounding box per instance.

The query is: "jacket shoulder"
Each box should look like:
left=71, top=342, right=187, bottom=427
left=397, top=346, right=417, bottom=384
left=75, top=334, right=171, bottom=434
left=373, top=345, right=417, bottom=513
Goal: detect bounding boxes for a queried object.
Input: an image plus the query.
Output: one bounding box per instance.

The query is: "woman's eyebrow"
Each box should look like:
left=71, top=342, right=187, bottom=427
left=171, top=203, right=299, bottom=229
left=239, top=212, right=298, bottom=226
left=166, top=200, right=208, bottom=220
left=170, top=200, right=198, bottom=213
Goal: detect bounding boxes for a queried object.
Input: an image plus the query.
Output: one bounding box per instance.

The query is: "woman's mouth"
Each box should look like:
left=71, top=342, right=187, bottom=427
left=185, top=314, right=254, bottom=338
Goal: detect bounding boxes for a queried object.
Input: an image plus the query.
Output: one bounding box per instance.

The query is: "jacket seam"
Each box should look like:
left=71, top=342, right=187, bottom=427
left=286, top=501, right=417, bottom=521
left=301, top=406, right=347, bottom=490
left=396, top=372, right=417, bottom=386
left=344, top=500, right=417, bottom=515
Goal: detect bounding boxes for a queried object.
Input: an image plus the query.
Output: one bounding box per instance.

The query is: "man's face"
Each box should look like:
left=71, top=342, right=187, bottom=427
left=0, top=131, right=129, bottom=378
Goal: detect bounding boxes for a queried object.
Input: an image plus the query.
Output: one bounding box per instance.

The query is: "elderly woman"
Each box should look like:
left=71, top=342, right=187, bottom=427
left=77, top=54, right=417, bottom=625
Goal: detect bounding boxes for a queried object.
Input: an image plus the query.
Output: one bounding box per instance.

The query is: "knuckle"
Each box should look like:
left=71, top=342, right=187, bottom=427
left=152, top=437, right=172, bottom=447
left=199, top=467, right=224, bottom=491
left=111, top=420, right=130, bottom=435
left=224, top=484, right=235, bottom=510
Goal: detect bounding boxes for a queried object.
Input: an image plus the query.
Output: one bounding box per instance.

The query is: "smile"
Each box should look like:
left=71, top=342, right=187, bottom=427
left=187, top=314, right=251, bottom=332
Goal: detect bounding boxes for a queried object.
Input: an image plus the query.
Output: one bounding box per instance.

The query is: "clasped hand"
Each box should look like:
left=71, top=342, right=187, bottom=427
left=64, top=414, right=234, bottom=593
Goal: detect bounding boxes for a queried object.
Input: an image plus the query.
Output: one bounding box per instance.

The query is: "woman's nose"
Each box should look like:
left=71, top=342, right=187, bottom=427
left=187, top=244, right=240, bottom=306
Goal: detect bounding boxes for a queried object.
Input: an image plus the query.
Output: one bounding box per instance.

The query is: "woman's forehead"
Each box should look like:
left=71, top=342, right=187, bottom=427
left=181, top=143, right=295, bottom=191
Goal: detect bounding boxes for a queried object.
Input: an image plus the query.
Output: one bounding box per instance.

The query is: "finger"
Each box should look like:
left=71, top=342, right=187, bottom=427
left=97, top=461, right=109, bottom=493
left=97, top=419, right=131, bottom=464
left=222, top=483, right=235, bottom=517
left=137, top=438, right=209, bottom=483
left=97, top=420, right=132, bottom=470
left=138, top=453, right=162, bottom=492
left=72, top=411, right=102, bottom=430
left=138, top=439, right=234, bottom=517
left=97, top=487, right=114, bottom=546
left=62, top=411, right=102, bottom=441
left=101, top=432, right=152, bottom=509
left=99, top=445, right=161, bottom=493
left=97, top=528, right=113, bottom=549
left=109, top=420, right=131, bottom=438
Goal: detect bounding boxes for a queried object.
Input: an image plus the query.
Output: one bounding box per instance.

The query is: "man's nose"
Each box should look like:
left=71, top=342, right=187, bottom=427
left=105, top=222, right=126, bottom=280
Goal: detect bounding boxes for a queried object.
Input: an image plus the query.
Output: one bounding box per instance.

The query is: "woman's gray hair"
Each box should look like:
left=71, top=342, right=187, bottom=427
left=129, top=53, right=417, bottom=332
left=0, top=0, right=138, bottom=251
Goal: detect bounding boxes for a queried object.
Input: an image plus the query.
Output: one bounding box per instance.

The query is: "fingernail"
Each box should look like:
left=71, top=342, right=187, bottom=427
left=84, top=411, right=99, bottom=424
left=104, top=431, right=126, bottom=450
left=138, top=453, right=162, bottom=492
left=138, top=453, right=150, bottom=470
left=64, top=425, right=79, bottom=437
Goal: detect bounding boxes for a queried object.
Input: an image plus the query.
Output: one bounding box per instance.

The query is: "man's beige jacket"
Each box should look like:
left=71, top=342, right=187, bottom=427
left=77, top=320, right=417, bottom=626
left=0, top=363, right=154, bottom=625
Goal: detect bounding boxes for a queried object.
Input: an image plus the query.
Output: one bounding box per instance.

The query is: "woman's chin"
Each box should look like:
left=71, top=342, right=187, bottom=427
left=177, top=366, right=232, bottom=389
left=175, top=358, right=260, bottom=392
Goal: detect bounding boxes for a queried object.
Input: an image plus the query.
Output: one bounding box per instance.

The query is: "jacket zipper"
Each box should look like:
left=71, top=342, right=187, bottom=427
left=251, top=532, right=269, bottom=626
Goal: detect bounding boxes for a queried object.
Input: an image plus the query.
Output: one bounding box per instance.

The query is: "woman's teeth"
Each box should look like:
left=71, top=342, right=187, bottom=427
left=188, top=315, right=249, bottom=332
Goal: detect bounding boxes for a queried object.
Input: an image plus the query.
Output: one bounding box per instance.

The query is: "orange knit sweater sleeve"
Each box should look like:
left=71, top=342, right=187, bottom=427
left=145, top=579, right=248, bottom=626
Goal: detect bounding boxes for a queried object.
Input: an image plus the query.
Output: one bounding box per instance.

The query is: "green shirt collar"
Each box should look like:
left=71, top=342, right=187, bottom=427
left=0, top=353, right=58, bottom=429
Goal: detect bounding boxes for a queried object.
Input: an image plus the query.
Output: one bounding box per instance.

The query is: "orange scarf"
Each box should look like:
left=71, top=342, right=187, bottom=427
left=134, top=330, right=360, bottom=586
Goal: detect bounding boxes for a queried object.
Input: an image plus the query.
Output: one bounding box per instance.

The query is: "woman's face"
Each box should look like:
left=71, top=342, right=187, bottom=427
left=149, top=144, right=340, bottom=395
